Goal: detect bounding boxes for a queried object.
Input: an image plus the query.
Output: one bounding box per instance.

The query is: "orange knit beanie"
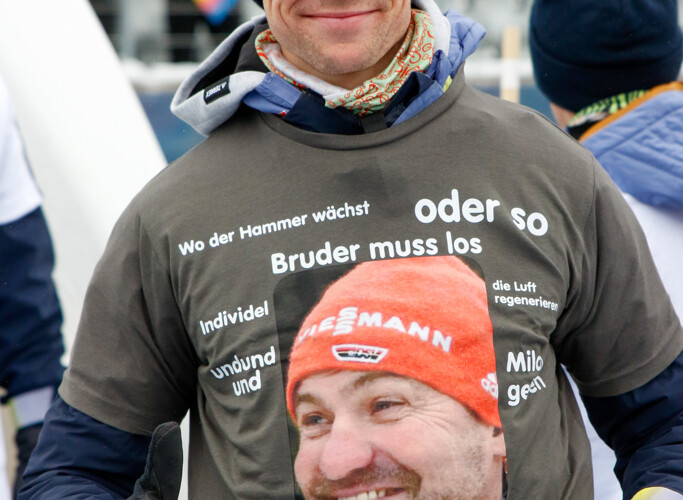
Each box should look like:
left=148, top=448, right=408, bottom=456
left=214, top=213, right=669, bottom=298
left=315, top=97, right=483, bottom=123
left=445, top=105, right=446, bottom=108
left=286, top=256, right=500, bottom=428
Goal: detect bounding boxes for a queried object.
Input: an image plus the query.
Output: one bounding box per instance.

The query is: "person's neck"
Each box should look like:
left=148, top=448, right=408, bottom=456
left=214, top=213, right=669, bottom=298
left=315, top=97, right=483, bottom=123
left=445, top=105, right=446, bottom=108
left=549, top=102, right=574, bottom=130
left=280, top=38, right=404, bottom=90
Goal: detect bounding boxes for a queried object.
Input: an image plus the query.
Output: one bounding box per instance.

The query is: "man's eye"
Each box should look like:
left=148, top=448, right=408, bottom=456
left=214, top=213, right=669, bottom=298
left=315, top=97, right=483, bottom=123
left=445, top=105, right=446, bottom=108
left=371, top=399, right=405, bottom=415
left=300, top=413, right=328, bottom=426
left=297, top=413, right=332, bottom=437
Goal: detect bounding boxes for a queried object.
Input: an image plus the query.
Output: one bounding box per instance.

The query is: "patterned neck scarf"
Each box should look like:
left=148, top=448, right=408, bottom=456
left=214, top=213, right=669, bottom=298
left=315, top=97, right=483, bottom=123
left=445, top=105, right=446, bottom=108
left=255, top=9, right=434, bottom=116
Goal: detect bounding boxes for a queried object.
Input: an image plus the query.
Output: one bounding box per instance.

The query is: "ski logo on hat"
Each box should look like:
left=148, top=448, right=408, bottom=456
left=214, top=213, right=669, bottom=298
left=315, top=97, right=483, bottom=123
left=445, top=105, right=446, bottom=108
left=332, top=344, right=388, bottom=363
left=481, top=372, right=499, bottom=399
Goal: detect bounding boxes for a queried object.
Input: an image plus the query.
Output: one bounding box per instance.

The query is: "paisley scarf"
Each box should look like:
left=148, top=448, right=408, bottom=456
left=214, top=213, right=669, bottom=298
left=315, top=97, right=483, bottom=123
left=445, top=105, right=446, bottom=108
left=255, top=9, right=434, bottom=116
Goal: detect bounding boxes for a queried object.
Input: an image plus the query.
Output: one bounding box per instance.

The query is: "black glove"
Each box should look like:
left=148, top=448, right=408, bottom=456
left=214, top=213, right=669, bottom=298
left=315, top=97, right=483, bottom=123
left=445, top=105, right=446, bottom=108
left=13, top=423, right=43, bottom=499
left=128, top=421, right=183, bottom=500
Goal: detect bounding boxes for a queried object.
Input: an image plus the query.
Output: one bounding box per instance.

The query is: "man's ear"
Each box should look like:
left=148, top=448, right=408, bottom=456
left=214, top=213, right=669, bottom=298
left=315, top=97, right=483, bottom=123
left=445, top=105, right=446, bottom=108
left=491, top=427, right=507, bottom=457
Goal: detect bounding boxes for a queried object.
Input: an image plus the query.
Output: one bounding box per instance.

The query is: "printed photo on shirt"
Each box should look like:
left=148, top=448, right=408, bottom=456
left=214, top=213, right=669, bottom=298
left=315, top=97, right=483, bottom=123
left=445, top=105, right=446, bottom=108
left=273, top=255, right=506, bottom=500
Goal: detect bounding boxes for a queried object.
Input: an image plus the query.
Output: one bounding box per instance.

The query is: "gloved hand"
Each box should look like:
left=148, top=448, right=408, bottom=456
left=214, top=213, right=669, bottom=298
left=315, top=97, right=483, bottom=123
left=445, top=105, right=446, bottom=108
left=127, top=421, right=183, bottom=500
left=13, top=423, right=43, bottom=499
left=632, top=487, right=683, bottom=500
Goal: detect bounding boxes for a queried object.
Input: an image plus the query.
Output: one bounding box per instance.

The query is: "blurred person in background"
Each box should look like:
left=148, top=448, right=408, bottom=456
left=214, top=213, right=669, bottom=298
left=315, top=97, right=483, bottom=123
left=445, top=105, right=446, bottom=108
left=0, top=74, right=65, bottom=498
left=170, top=0, right=241, bottom=61
left=530, top=0, right=682, bottom=312
left=530, top=0, right=683, bottom=498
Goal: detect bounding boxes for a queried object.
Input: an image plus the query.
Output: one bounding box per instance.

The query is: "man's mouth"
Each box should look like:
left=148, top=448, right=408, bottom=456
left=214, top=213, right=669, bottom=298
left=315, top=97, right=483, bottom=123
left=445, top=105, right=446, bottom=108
left=337, top=487, right=405, bottom=500
left=308, top=462, right=419, bottom=500
left=305, top=10, right=377, bottom=19
left=300, top=9, right=380, bottom=24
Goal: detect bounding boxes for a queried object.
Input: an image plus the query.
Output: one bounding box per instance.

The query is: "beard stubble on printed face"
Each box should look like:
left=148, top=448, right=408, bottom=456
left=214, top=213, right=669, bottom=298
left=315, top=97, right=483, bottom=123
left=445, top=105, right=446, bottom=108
left=292, top=372, right=504, bottom=500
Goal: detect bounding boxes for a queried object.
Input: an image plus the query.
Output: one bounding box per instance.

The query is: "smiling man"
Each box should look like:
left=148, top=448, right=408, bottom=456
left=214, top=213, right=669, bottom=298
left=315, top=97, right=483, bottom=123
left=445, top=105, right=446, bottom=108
left=286, top=257, right=505, bottom=500
left=264, top=0, right=411, bottom=87
left=18, top=0, right=683, bottom=498
left=293, top=372, right=503, bottom=500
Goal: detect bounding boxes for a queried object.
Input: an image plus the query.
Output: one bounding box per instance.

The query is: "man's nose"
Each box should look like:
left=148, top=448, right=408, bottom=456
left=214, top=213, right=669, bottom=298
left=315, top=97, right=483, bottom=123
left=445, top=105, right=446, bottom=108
left=318, top=420, right=374, bottom=481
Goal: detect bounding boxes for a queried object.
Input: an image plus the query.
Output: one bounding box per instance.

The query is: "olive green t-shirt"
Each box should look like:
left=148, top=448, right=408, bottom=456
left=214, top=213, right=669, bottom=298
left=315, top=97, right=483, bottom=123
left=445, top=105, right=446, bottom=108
left=61, top=70, right=682, bottom=499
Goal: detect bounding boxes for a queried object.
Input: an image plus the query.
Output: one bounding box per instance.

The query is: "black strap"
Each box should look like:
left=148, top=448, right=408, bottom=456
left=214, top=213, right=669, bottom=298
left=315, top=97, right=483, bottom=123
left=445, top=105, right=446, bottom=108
left=359, top=111, right=388, bottom=133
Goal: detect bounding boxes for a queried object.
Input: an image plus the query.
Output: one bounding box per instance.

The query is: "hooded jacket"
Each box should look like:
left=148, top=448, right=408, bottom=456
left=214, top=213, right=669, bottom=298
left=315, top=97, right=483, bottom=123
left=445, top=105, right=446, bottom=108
left=171, top=0, right=484, bottom=136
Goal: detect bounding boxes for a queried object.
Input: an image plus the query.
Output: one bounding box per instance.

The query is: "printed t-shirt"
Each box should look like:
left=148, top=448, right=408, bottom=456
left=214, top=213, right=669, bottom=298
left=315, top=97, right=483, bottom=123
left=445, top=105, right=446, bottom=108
left=60, top=69, right=683, bottom=499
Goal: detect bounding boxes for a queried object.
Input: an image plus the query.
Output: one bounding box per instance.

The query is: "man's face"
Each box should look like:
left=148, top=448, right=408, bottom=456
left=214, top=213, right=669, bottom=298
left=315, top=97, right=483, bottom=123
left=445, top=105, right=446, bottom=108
left=263, top=0, right=411, bottom=84
left=293, top=371, right=506, bottom=500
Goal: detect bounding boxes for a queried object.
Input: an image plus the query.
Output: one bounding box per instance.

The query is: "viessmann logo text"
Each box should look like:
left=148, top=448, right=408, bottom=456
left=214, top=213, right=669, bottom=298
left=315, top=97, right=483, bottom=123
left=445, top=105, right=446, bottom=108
left=332, top=344, right=388, bottom=363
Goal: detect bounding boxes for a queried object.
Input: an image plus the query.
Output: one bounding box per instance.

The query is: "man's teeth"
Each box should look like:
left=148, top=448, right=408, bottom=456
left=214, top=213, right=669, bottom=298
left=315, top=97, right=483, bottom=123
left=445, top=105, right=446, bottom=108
left=339, top=490, right=387, bottom=500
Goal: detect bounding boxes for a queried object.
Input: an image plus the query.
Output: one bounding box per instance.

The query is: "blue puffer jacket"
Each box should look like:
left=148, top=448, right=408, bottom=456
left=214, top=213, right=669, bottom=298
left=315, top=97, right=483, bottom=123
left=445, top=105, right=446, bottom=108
left=580, top=83, right=683, bottom=322
left=582, top=83, right=683, bottom=210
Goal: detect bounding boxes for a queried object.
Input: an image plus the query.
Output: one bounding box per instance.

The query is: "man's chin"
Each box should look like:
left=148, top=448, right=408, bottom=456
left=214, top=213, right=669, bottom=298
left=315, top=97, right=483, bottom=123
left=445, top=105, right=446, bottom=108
left=307, top=53, right=383, bottom=78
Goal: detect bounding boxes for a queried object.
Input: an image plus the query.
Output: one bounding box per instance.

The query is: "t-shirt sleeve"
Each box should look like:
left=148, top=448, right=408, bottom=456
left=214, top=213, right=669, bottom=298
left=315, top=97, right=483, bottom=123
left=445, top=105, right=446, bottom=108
left=553, top=159, right=683, bottom=398
left=59, top=199, right=198, bottom=436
